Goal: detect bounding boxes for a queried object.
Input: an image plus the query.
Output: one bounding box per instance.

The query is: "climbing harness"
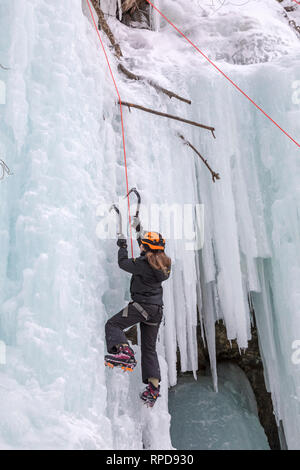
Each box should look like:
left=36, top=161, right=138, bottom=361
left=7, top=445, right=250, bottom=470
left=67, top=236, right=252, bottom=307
left=132, top=301, right=160, bottom=326
left=122, top=301, right=159, bottom=327
left=0, top=160, right=13, bottom=181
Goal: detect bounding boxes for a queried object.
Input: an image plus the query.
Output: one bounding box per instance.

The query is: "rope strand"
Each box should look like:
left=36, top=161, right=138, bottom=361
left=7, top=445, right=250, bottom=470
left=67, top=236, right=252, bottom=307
left=86, top=0, right=134, bottom=255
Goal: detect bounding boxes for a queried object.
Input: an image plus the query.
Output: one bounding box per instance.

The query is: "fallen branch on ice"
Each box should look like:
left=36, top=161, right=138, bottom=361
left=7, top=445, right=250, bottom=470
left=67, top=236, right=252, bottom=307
left=90, top=0, right=123, bottom=58
left=178, top=134, right=220, bottom=182
left=121, top=100, right=216, bottom=137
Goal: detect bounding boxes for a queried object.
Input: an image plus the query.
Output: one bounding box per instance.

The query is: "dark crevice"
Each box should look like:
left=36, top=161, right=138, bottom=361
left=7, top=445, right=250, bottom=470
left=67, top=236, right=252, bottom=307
left=195, top=318, right=281, bottom=450
left=117, top=0, right=151, bottom=29
left=125, top=309, right=281, bottom=449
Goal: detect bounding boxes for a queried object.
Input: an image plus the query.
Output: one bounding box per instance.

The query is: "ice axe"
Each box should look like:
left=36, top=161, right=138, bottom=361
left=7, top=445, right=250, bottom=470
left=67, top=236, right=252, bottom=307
left=110, top=187, right=142, bottom=237
left=125, top=188, right=141, bottom=227
left=109, top=204, right=123, bottom=237
left=0, top=159, right=13, bottom=181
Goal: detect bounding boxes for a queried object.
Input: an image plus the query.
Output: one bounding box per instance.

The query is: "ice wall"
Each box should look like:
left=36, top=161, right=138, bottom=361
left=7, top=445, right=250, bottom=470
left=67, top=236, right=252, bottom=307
left=107, top=0, right=300, bottom=448
left=0, top=0, right=172, bottom=450
left=0, top=0, right=114, bottom=450
left=157, top=0, right=300, bottom=448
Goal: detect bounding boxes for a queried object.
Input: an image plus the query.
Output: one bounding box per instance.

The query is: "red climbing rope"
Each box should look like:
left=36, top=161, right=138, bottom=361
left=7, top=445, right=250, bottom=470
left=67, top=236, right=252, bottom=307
left=86, top=0, right=134, bottom=255
left=145, top=0, right=300, bottom=148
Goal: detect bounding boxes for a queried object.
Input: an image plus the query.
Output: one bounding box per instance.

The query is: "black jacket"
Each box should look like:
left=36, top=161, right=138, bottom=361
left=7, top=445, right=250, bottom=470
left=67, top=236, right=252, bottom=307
left=118, top=246, right=171, bottom=306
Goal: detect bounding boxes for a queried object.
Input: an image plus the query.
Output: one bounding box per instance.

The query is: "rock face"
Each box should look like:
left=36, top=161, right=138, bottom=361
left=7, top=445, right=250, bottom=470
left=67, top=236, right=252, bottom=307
left=197, top=321, right=281, bottom=450
left=118, top=0, right=151, bottom=29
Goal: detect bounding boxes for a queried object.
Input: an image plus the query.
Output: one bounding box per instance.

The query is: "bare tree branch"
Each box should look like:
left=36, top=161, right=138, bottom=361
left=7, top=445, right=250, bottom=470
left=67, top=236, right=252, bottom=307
left=178, top=133, right=220, bottom=182
left=90, top=0, right=123, bottom=58
left=121, top=100, right=216, bottom=136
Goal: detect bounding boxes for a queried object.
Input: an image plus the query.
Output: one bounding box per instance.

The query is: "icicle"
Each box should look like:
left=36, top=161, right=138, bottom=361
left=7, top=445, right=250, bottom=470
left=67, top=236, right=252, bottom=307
left=150, top=0, right=160, bottom=32
left=117, top=0, right=122, bottom=21
left=99, top=0, right=117, bottom=17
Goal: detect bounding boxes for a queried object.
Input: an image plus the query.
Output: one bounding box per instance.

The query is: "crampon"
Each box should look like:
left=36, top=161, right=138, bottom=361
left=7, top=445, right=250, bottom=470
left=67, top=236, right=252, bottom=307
left=104, top=345, right=137, bottom=372
left=140, top=383, right=160, bottom=408
left=104, top=359, right=136, bottom=372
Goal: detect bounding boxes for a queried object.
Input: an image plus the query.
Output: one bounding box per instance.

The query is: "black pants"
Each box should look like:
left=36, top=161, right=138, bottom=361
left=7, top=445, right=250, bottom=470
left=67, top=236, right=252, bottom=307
left=105, top=302, right=163, bottom=384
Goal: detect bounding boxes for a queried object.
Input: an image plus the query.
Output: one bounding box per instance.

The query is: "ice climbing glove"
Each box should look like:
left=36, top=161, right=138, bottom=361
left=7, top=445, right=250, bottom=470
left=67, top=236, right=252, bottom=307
left=131, top=216, right=145, bottom=241
left=117, top=234, right=127, bottom=249
left=131, top=216, right=142, bottom=233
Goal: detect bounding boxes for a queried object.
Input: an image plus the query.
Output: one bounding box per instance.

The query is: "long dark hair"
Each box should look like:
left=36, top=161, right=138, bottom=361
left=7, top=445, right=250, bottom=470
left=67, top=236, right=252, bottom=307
left=145, top=251, right=171, bottom=275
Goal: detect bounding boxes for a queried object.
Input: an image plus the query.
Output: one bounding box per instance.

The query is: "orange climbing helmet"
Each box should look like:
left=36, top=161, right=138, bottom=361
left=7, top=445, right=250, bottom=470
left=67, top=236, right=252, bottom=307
left=141, top=232, right=166, bottom=251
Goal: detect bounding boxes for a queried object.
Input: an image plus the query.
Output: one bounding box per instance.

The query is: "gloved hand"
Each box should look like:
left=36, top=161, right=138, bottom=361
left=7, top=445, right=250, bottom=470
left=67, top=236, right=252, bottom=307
left=131, top=216, right=143, bottom=234
left=131, top=216, right=142, bottom=233
left=117, top=234, right=127, bottom=248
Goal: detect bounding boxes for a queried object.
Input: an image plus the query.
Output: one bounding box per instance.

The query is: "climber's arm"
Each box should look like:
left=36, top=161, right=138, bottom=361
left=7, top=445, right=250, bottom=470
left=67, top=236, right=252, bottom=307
left=117, top=240, right=143, bottom=275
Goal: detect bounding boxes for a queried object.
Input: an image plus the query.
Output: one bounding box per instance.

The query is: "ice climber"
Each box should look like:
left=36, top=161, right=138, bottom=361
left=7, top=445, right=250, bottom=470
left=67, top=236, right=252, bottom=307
left=105, top=216, right=171, bottom=407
